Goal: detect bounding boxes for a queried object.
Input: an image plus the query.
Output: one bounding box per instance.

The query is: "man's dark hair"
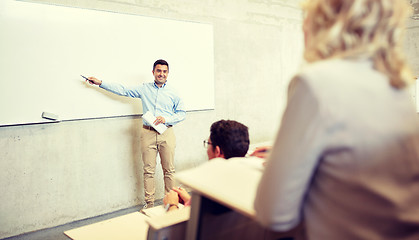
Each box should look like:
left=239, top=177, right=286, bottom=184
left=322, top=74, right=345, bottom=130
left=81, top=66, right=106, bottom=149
left=210, top=120, right=250, bottom=159
left=153, top=59, right=169, bottom=72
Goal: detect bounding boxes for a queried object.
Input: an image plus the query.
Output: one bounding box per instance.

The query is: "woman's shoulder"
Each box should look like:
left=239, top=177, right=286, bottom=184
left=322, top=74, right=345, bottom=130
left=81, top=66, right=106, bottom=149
left=296, top=58, right=377, bottom=86
left=299, top=58, right=366, bottom=76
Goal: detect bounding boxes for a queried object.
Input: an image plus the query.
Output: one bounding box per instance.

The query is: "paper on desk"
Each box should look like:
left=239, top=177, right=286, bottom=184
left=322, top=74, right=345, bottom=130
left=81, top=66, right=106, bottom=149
left=232, top=156, right=265, bottom=171
left=142, top=111, right=167, bottom=134
left=141, top=204, right=184, bottom=217
left=64, top=212, right=149, bottom=240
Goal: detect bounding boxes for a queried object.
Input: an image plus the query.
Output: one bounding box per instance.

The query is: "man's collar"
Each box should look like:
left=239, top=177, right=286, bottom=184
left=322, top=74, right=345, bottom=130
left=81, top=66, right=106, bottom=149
left=153, top=81, right=167, bottom=88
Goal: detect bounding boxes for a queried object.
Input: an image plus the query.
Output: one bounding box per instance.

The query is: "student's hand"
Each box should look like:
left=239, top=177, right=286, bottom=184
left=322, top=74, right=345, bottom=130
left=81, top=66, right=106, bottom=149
left=163, top=190, right=179, bottom=206
left=250, top=146, right=272, bottom=159
left=86, top=76, right=102, bottom=86
left=172, top=187, right=191, bottom=204
left=154, top=116, right=166, bottom=125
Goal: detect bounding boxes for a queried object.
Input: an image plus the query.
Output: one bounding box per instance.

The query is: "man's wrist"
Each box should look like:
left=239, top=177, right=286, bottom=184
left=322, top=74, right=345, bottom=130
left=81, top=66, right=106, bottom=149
left=165, top=203, right=179, bottom=211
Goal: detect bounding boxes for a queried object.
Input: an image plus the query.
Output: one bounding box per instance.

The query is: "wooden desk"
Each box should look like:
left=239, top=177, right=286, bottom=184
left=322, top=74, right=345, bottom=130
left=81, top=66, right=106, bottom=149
left=176, top=158, right=304, bottom=240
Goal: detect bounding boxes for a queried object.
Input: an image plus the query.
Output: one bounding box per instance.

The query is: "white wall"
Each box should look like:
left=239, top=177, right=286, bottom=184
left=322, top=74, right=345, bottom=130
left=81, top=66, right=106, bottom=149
left=0, top=0, right=304, bottom=238
left=406, top=18, right=419, bottom=75
left=405, top=18, right=419, bottom=109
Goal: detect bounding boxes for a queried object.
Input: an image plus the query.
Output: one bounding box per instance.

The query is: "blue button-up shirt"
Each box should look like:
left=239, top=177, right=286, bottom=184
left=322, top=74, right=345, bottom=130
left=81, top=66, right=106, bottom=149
left=100, top=81, right=186, bottom=126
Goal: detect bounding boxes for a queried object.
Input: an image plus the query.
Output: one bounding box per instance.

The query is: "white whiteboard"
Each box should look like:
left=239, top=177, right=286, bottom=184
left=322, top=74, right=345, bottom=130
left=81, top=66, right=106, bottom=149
left=0, top=0, right=214, bottom=126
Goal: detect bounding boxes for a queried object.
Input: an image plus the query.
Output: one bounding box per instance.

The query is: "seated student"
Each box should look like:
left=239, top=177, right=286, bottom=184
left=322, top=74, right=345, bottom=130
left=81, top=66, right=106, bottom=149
left=254, top=0, right=419, bottom=239
left=163, top=119, right=250, bottom=211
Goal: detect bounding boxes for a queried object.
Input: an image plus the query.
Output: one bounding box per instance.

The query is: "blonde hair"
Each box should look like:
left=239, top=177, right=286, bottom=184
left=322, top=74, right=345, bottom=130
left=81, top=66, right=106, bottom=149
left=302, top=0, right=413, bottom=89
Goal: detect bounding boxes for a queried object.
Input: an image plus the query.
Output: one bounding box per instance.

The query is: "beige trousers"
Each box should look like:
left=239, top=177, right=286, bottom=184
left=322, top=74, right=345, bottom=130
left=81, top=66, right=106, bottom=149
left=140, top=126, right=176, bottom=204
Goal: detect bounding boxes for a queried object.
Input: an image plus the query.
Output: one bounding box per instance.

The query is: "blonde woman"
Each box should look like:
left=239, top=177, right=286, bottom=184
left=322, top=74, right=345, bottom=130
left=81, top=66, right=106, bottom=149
left=254, top=0, right=419, bottom=239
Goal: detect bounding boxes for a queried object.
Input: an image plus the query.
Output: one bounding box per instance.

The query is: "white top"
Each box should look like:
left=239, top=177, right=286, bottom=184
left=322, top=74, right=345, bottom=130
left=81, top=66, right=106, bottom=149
left=254, top=58, right=419, bottom=239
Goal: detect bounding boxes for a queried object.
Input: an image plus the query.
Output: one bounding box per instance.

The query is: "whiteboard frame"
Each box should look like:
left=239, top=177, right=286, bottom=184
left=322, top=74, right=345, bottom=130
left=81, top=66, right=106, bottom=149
left=0, top=0, right=214, bottom=126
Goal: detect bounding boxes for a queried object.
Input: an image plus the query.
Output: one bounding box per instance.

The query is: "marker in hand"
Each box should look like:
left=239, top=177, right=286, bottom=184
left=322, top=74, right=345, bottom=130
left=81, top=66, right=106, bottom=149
left=81, top=75, right=95, bottom=84
left=249, top=146, right=271, bottom=159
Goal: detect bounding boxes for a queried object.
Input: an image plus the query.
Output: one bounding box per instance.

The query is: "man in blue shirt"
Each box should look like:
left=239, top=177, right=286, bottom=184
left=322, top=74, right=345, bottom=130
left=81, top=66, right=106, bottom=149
left=87, top=59, right=186, bottom=209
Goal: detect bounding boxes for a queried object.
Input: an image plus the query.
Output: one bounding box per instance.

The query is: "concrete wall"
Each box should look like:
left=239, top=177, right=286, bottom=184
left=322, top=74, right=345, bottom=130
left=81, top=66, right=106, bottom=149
left=0, top=0, right=303, bottom=238
left=406, top=18, right=419, bottom=76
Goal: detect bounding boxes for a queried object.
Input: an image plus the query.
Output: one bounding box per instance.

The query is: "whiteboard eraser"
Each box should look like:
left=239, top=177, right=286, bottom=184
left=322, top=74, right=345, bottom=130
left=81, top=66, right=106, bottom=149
left=41, top=112, right=59, bottom=121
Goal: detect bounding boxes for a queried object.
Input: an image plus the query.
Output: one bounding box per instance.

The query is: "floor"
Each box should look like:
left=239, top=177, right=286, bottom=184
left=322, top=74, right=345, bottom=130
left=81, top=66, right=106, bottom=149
left=2, top=200, right=163, bottom=240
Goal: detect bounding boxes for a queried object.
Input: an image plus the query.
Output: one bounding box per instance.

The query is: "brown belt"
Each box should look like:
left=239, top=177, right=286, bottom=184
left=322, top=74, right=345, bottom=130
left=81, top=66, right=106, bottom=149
left=142, top=125, right=172, bottom=131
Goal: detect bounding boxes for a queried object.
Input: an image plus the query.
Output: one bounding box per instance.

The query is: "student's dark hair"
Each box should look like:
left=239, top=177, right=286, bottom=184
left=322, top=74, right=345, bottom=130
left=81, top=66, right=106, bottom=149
left=210, top=120, right=250, bottom=159
left=153, top=59, right=169, bottom=72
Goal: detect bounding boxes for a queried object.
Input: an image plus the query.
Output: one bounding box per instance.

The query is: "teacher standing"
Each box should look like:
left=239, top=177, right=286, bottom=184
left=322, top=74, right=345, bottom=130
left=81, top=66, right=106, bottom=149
left=87, top=59, right=186, bottom=210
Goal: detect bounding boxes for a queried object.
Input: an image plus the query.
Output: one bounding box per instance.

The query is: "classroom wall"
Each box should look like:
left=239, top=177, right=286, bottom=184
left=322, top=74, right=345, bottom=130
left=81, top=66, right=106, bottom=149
left=0, top=0, right=303, bottom=238
left=406, top=18, right=419, bottom=76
